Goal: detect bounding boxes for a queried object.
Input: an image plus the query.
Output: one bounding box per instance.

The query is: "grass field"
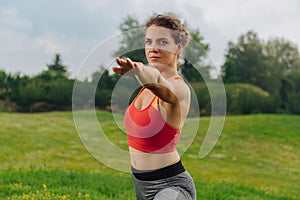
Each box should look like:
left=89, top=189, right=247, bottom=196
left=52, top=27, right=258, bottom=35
left=0, top=111, right=299, bottom=199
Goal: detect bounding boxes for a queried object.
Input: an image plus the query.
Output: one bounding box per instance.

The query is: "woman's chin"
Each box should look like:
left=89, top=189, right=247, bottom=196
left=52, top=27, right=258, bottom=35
left=149, top=61, right=163, bottom=66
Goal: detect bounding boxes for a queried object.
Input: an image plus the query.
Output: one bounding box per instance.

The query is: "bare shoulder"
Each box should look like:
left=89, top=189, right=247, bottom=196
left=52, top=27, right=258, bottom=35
left=168, top=76, right=190, bottom=102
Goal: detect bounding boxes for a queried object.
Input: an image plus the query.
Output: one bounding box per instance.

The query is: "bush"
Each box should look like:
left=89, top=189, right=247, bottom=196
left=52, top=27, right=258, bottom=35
left=45, top=79, right=73, bottom=109
left=190, top=82, right=210, bottom=116
left=225, top=83, right=269, bottom=114
left=282, top=70, right=300, bottom=114
left=95, top=88, right=112, bottom=109
left=16, top=79, right=46, bottom=112
left=261, top=94, right=282, bottom=113
left=287, top=93, right=300, bottom=114
left=190, top=82, right=227, bottom=116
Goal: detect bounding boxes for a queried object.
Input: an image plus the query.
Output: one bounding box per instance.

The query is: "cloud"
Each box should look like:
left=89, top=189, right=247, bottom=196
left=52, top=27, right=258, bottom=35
left=0, top=6, right=32, bottom=31
left=0, top=0, right=300, bottom=77
left=196, top=0, right=300, bottom=40
left=177, top=0, right=300, bottom=66
left=78, top=0, right=107, bottom=11
left=0, top=5, right=72, bottom=75
left=34, top=35, right=69, bottom=55
left=0, top=6, right=32, bottom=56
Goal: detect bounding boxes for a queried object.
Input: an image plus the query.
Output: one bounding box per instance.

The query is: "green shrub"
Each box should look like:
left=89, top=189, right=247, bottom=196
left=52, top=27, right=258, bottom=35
left=225, top=83, right=269, bottom=114
left=190, top=82, right=227, bottom=116
left=282, top=70, right=300, bottom=114
left=287, top=93, right=300, bottom=114
left=190, top=82, right=211, bottom=116
left=261, top=94, right=282, bottom=113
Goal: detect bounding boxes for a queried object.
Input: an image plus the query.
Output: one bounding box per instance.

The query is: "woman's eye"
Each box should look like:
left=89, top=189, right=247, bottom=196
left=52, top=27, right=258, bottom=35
left=160, top=40, right=168, bottom=45
left=145, top=40, right=151, bottom=45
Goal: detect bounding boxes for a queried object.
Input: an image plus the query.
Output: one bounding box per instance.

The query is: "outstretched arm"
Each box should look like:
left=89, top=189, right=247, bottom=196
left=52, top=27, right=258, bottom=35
left=113, top=57, right=160, bottom=84
left=112, top=57, right=187, bottom=105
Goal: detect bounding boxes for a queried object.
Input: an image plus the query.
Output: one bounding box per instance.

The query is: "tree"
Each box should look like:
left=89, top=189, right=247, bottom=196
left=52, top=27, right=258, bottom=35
left=38, top=54, right=68, bottom=80
left=221, top=31, right=292, bottom=94
left=265, top=38, right=300, bottom=72
left=0, top=70, right=7, bottom=99
left=0, top=70, right=7, bottom=87
left=263, top=38, right=300, bottom=95
left=48, top=54, right=67, bottom=73
left=91, top=66, right=121, bottom=109
left=92, top=66, right=120, bottom=90
left=180, top=29, right=210, bottom=82
left=17, top=78, right=45, bottom=112
left=222, top=31, right=267, bottom=85
left=113, top=15, right=146, bottom=63
left=5, top=73, right=30, bottom=102
left=281, top=66, right=300, bottom=113
left=44, top=79, right=73, bottom=109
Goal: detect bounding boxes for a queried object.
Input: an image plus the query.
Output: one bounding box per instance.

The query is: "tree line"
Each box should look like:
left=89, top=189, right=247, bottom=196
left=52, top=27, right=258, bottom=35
left=0, top=15, right=300, bottom=114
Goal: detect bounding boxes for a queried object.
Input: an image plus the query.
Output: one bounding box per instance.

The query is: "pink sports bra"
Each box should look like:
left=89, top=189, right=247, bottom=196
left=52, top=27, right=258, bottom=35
left=124, top=87, right=181, bottom=153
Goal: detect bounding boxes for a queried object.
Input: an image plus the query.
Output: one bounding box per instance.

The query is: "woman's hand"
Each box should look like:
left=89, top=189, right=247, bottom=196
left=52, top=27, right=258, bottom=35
left=112, top=57, right=141, bottom=76
left=112, top=57, right=188, bottom=107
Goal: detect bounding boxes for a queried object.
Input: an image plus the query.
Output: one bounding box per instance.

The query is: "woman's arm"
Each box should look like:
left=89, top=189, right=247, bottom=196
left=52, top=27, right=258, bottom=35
left=112, top=57, right=188, bottom=106
left=113, top=57, right=160, bottom=84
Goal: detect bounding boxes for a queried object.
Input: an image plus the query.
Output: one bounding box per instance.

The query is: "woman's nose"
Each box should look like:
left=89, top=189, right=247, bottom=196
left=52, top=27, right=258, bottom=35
left=147, top=44, right=159, bottom=51
left=146, top=41, right=159, bottom=51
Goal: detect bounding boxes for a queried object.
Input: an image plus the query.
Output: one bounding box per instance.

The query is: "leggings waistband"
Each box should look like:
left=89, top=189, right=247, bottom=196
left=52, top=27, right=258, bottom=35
left=131, top=160, right=185, bottom=181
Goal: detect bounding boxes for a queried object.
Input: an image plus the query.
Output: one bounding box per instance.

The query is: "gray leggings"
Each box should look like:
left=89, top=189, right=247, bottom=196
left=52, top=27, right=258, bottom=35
left=132, top=171, right=196, bottom=200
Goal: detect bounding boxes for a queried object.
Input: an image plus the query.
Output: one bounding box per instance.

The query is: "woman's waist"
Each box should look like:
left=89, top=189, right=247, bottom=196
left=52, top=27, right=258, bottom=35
left=131, top=159, right=185, bottom=181
left=129, top=147, right=180, bottom=171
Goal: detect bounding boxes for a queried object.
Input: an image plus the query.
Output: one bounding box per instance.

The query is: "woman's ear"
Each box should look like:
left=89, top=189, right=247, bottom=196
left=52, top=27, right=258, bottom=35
left=177, top=44, right=183, bottom=55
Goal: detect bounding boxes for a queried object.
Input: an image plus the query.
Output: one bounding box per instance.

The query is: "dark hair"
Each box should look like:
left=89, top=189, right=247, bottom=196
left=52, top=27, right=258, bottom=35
left=144, top=14, right=189, bottom=48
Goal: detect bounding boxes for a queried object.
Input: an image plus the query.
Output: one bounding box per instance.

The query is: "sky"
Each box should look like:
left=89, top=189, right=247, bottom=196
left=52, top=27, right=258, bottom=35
left=1, top=0, right=300, bottom=79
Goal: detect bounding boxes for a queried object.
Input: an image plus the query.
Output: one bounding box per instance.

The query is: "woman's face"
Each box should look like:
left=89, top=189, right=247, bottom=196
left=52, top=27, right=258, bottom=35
left=145, top=25, right=181, bottom=68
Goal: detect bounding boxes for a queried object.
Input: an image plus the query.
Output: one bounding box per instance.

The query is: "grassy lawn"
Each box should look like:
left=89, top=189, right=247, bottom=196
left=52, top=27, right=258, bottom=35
left=0, top=111, right=299, bottom=199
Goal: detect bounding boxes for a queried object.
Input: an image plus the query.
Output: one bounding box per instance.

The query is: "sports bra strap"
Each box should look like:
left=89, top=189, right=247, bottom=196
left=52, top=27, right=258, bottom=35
left=132, top=87, right=145, bottom=103
left=151, top=96, right=159, bottom=107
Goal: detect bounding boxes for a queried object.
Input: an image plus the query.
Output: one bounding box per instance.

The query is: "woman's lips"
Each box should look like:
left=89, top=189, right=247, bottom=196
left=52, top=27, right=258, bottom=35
left=150, top=56, right=160, bottom=60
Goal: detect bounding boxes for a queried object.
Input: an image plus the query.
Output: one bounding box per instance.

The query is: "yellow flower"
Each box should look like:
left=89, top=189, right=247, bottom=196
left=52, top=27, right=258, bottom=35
left=22, top=194, right=29, bottom=200
left=84, top=194, right=90, bottom=200
left=42, top=184, right=47, bottom=190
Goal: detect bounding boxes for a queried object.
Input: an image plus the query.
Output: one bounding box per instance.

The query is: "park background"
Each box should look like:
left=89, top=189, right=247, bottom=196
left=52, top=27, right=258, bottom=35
left=1, top=0, right=300, bottom=199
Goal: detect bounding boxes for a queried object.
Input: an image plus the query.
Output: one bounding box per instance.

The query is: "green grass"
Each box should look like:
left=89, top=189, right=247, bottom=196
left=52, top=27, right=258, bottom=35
left=0, top=111, right=299, bottom=199
left=0, top=168, right=134, bottom=200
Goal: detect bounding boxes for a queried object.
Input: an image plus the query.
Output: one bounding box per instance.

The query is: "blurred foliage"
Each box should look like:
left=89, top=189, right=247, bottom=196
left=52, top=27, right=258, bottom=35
left=1, top=18, right=300, bottom=115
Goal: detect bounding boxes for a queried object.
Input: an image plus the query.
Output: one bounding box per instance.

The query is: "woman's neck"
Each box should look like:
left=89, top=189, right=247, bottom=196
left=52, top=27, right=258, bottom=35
left=151, top=64, right=178, bottom=79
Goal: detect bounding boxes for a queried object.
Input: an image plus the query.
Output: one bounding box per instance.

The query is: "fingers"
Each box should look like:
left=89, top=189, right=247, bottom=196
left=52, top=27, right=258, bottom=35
left=113, top=57, right=137, bottom=75
left=125, top=58, right=134, bottom=67
left=115, top=57, right=125, bottom=66
left=112, top=67, right=123, bottom=75
left=116, top=57, right=135, bottom=68
left=112, top=67, right=125, bottom=76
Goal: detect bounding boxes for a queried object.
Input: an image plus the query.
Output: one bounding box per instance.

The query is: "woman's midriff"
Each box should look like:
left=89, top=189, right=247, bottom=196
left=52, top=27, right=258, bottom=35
left=129, top=147, right=180, bottom=170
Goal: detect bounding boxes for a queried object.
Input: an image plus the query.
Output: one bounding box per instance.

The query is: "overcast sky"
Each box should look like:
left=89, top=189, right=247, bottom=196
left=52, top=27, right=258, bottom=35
left=1, top=0, right=299, bottom=78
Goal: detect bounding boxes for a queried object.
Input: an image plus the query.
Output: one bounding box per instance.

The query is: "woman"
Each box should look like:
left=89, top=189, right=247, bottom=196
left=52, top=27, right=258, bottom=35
left=113, top=14, right=196, bottom=200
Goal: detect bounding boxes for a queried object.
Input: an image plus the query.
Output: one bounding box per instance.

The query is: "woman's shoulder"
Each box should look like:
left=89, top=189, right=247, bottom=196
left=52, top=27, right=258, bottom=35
left=167, top=76, right=190, bottom=102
